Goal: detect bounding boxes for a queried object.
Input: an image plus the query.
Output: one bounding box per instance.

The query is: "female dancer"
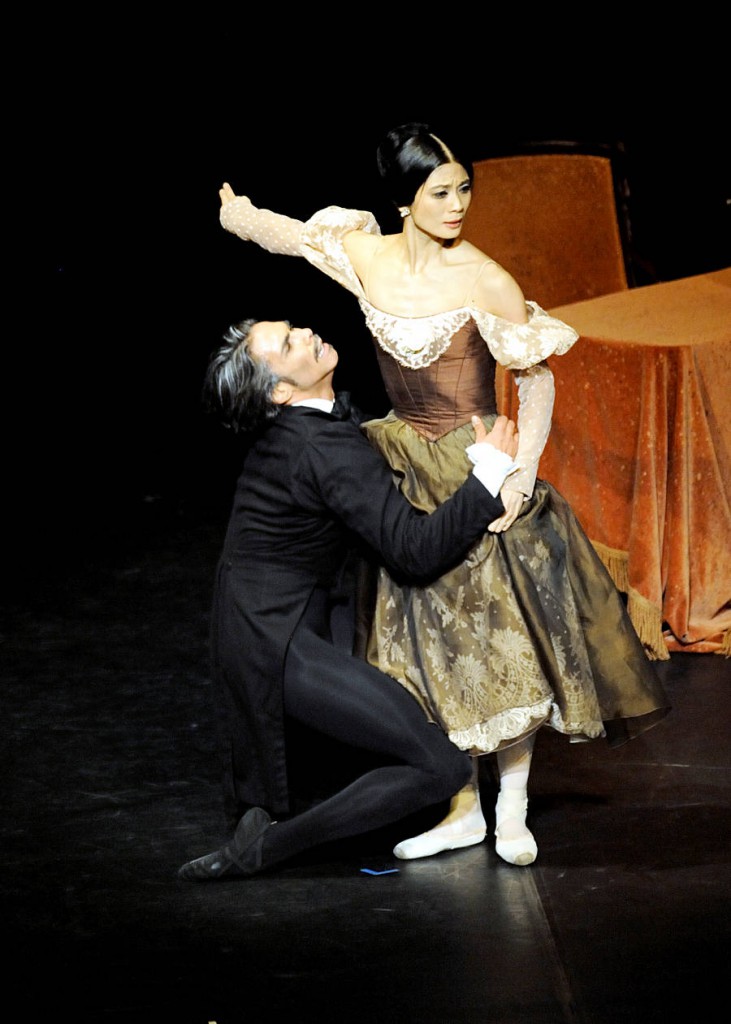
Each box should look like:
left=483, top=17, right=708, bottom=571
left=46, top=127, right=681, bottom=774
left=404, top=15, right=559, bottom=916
left=217, top=122, right=669, bottom=866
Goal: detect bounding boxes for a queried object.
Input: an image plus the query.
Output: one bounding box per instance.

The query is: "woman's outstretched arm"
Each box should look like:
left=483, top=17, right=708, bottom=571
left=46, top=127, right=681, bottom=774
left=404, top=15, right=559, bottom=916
left=219, top=182, right=306, bottom=256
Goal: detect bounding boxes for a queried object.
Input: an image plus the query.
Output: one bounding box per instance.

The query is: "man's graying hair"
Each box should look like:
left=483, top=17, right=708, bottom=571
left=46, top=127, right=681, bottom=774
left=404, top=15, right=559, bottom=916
left=202, top=319, right=282, bottom=434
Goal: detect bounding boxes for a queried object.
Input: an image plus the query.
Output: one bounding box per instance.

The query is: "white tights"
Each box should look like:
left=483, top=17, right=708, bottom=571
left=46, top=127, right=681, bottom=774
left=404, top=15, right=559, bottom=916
left=393, top=734, right=537, bottom=864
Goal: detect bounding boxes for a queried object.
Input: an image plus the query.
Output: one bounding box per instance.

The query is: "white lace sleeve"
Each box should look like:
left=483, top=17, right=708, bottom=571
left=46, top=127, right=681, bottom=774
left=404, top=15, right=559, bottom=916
left=472, top=300, right=576, bottom=496
left=300, top=207, right=381, bottom=298
left=508, top=362, right=555, bottom=498
left=219, top=196, right=305, bottom=256
left=219, top=200, right=381, bottom=297
left=472, top=301, right=579, bottom=370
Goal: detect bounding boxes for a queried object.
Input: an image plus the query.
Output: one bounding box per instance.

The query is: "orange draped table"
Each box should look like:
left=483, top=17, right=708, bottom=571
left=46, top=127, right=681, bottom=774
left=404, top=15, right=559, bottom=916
left=499, top=268, right=731, bottom=660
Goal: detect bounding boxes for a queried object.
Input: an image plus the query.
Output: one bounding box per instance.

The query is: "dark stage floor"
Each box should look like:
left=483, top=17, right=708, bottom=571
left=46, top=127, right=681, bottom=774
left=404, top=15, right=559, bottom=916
left=3, top=499, right=729, bottom=1024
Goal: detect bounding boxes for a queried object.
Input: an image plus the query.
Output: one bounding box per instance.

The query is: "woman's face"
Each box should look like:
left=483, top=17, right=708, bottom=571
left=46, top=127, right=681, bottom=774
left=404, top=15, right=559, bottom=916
left=409, top=162, right=472, bottom=239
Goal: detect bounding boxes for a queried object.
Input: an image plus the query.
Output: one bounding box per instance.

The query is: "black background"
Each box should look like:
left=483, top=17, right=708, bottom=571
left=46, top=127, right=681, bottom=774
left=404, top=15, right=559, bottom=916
left=12, top=30, right=730, bottom=580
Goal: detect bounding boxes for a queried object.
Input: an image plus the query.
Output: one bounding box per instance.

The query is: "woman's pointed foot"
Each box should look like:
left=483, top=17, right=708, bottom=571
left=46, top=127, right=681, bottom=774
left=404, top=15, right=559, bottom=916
left=393, top=824, right=486, bottom=860
left=393, top=780, right=487, bottom=860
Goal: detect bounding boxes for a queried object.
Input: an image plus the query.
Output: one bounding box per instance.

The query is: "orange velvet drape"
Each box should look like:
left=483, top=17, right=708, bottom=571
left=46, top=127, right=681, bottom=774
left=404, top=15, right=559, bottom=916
left=464, top=154, right=629, bottom=309
left=498, top=269, right=731, bottom=659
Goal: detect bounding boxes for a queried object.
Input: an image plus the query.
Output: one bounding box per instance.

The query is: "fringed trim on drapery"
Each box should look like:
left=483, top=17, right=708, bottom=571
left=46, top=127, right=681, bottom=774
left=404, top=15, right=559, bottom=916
left=591, top=540, right=670, bottom=662
left=720, top=629, right=731, bottom=658
left=591, top=540, right=630, bottom=594
left=627, top=590, right=671, bottom=661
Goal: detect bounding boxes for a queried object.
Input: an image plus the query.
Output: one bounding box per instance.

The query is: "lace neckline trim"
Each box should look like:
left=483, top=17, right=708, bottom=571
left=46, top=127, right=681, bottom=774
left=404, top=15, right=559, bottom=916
left=358, top=299, right=528, bottom=369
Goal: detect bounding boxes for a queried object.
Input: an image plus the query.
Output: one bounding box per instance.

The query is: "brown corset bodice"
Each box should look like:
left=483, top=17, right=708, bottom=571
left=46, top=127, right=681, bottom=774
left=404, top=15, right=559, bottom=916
left=372, top=320, right=498, bottom=440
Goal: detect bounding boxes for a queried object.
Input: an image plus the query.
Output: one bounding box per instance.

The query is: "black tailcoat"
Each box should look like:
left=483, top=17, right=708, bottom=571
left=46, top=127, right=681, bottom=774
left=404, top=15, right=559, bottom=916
left=212, top=402, right=505, bottom=816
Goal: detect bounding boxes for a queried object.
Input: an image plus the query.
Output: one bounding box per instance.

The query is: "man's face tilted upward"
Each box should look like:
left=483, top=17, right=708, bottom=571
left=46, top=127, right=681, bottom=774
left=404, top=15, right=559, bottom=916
left=249, top=321, right=339, bottom=404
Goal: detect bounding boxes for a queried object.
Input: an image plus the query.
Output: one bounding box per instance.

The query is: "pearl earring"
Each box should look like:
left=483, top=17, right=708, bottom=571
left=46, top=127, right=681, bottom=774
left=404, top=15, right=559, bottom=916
left=399, top=207, right=411, bottom=219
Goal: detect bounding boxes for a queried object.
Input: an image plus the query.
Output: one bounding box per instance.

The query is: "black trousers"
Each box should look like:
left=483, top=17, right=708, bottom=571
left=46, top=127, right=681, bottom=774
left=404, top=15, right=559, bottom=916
left=260, top=588, right=472, bottom=869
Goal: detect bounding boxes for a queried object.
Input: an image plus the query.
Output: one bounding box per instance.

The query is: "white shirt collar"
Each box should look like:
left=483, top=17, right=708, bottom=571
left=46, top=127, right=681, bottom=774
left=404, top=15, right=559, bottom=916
left=290, top=398, right=335, bottom=413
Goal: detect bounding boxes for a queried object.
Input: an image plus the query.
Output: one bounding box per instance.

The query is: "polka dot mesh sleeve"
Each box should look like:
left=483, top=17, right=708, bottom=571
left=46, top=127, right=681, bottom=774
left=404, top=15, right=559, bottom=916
left=472, top=302, right=578, bottom=497
left=510, top=362, right=555, bottom=497
left=219, top=196, right=305, bottom=256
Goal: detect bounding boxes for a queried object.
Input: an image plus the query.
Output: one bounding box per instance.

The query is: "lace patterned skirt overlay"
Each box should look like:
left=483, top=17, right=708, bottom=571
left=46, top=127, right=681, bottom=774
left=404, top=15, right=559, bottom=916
left=361, top=413, right=669, bottom=754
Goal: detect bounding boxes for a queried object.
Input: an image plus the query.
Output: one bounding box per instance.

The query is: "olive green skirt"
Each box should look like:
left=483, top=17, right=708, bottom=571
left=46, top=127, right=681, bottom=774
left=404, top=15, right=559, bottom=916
left=360, top=413, right=670, bottom=754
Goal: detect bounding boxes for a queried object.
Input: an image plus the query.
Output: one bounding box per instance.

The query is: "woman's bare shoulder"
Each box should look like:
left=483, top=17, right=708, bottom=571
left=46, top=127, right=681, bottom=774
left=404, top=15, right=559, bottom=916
left=468, top=252, right=528, bottom=321
left=343, top=229, right=384, bottom=257
left=343, top=229, right=394, bottom=279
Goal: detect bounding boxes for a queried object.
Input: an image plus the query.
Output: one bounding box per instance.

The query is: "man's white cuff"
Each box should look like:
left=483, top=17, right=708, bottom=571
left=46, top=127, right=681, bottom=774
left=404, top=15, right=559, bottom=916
left=465, top=443, right=518, bottom=498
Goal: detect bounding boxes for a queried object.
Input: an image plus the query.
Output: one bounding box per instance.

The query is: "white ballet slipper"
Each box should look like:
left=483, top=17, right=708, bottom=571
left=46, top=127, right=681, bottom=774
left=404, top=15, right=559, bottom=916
left=393, top=781, right=487, bottom=860
left=494, top=790, right=537, bottom=866
left=393, top=825, right=487, bottom=860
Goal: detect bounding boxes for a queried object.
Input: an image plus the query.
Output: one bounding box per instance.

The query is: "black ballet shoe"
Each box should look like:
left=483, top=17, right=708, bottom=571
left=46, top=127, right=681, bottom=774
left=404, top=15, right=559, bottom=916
left=178, top=806, right=272, bottom=881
